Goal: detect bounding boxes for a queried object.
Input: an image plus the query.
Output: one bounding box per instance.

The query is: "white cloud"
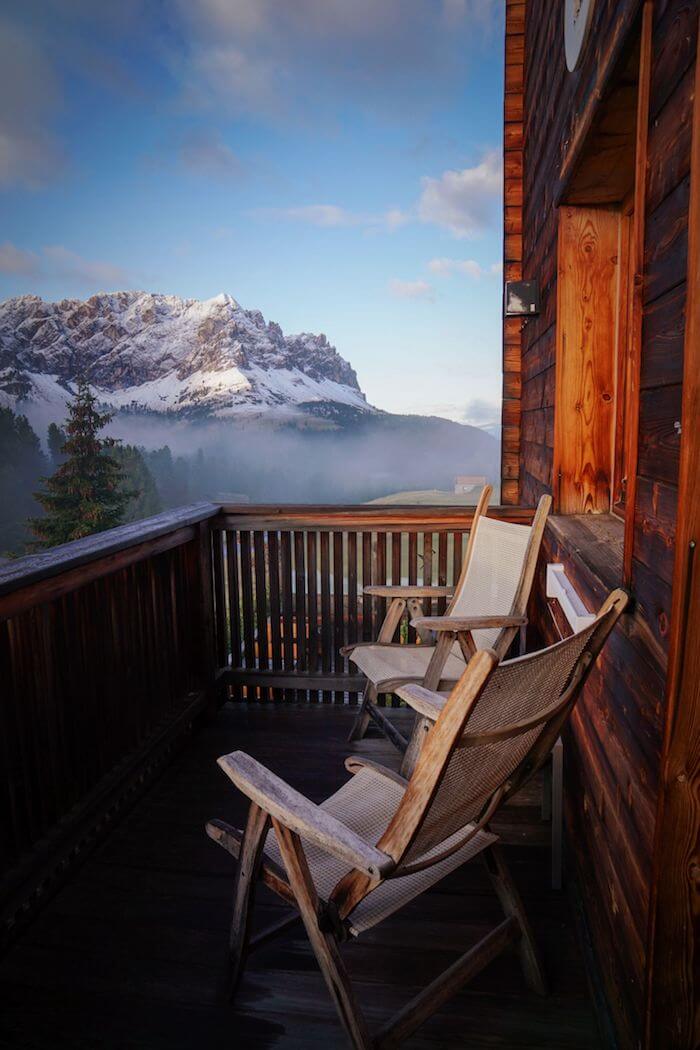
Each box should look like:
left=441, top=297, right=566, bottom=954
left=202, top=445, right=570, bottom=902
left=0, top=242, right=41, bottom=276
left=389, top=278, right=435, bottom=301
left=418, top=150, right=502, bottom=238
left=254, top=204, right=409, bottom=232
left=259, top=149, right=502, bottom=242
left=176, top=129, right=243, bottom=179
left=279, top=205, right=360, bottom=228
left=42, top=246, right=134, bottom=286
left=428, top=257, right=501, bottom=278
left=462, top=397, right=500, bottom=427
left=0, top=241, right=136, bottom=288
left=384, top=208, right=411, bottom=230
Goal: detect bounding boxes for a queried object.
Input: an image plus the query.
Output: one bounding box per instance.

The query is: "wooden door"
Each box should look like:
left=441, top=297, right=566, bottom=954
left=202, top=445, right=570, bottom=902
left=554, top=206, right=620, bottom=513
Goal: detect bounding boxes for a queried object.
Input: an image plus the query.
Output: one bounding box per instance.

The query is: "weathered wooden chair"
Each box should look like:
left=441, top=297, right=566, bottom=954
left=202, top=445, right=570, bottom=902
left=344, top=485, right=552, bottom=750
left=206, top=587, right=627, bottom=1049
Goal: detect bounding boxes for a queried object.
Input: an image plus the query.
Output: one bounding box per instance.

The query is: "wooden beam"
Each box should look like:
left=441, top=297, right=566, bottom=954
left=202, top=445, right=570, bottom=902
left=622, top=1, right=653, bottom=582
left=224, top=668, right=365, bottom=693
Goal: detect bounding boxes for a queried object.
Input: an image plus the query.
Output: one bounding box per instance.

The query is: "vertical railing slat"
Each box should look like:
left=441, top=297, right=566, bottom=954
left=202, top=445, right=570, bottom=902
left=212, top=529, right=227, bottom=668
left=437, top=532, right=448, bottom=615
left=294, top=531, right=307, bottom=702
left=423, top=532, right=434, bottom=619
left=253, top=531, right=269, bottom=700
left=239, top=532, right=256, bottom=682
left=225, top=530, right=242, bottom=694
left=307, top=531, right=319, bottom=699
left=375, top=532, right=387, bottom=636
left=347, top=531, right=358, bottom=704
left=333, top=531, right=344, bottom=702
left=408, top=531, right=418, bottom=643
left=452, top=531, right=464, bottom=599
left=280, top=532, right=294, bottom=697
left=267, top=531, right=283, bottom=700
left=362, top=532, right=372, bottom=643
left=320, top=531, right=332, bottom=702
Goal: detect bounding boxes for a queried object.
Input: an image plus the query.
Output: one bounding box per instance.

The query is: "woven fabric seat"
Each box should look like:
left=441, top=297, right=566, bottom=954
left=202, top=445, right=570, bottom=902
left=350, top=642, right=467, bottom=688
left=261, top=766, right=496, bottom=935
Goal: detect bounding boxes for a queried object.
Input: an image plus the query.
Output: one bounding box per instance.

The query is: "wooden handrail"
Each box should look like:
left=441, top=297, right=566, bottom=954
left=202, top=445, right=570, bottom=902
left=214, top=503, right=535, bottom=531
left=0, top=501, right=219, bottom=593
left=0, top=502, right=220, bottom=619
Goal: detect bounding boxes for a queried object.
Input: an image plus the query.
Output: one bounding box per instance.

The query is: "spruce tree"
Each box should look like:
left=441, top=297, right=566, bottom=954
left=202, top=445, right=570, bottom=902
left=112, top=444, right=161, bottom=522
left=0, top=408, right=48, bottom=554
left=47, top=422, right=67, bottom=467
left=29, top=381, right=132, bottom=548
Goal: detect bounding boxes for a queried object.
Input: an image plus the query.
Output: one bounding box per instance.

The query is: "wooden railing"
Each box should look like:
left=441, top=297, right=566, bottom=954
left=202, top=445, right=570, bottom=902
left=212, top=504, right=534, bottom=704
left=0, top=499, right=533, bottom=941
left=0, top=503, right=219, bottom=942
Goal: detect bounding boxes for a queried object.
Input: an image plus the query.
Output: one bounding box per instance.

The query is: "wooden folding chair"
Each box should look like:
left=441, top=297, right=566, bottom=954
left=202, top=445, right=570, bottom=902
left=344, top=486, right=552, bottom=751
left=206, top=587, right=627, bottom=1049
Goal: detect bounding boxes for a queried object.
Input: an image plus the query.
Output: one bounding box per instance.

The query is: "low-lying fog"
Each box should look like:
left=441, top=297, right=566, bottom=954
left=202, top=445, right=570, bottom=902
left=106, top=411, right=500, bottom=505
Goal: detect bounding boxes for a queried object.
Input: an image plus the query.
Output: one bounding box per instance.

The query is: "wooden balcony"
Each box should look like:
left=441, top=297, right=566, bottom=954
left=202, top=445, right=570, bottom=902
left=0, top=503, right=601, bottom=1047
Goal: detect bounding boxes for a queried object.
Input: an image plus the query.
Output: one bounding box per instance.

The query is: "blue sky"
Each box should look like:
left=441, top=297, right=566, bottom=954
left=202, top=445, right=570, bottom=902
left=0, top=1, right=505, bottom=426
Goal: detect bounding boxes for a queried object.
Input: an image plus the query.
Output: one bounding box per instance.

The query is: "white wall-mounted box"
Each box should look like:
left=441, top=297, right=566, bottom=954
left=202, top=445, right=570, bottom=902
left=545, top=563, right=596, bottom=633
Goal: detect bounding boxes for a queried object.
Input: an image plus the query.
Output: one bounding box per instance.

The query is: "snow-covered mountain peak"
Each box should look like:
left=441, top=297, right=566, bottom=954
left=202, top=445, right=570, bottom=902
left=0, top=290, right=373, bottom=424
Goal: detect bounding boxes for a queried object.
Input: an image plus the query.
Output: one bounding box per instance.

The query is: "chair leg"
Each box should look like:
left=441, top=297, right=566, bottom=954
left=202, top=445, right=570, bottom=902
left=483, top=843, right=548, bottom=996
left=228, top=801, right=270, bottom=1000
left=273, top=819, right=372, bottom=1050
left=347, top=681, right=376, bottom=742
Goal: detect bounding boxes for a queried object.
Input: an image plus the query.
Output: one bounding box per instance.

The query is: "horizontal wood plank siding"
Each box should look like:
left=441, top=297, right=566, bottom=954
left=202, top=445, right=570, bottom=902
left=501, top=0, right=526, bottom=504
left=512, top=0, right=697, bottom=1044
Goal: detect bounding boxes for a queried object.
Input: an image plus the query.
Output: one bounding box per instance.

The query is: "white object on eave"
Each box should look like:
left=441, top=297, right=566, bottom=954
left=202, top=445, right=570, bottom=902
left=545, top=563, right=597, bottom=633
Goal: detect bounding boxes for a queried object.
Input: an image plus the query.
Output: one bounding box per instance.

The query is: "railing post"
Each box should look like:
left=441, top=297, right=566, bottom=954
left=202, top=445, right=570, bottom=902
left=196, top=520, right=218, bottom=711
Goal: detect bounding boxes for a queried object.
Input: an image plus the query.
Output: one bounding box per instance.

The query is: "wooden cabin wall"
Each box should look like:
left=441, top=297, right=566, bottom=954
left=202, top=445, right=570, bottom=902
left=501, top=0, right=525, bottom=504
left=509, top=0, right=699, bottom=1046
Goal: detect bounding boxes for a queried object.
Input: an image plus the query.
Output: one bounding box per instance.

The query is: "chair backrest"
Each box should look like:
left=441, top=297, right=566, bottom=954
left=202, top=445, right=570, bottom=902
left=381, top=587, right=628, bottom=875
left=448, top=491, right=552, bottom=654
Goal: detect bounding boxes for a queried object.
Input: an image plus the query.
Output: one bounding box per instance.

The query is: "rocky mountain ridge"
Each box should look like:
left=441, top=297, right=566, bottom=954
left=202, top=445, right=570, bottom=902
left=0, top=291, right=371, bottom=422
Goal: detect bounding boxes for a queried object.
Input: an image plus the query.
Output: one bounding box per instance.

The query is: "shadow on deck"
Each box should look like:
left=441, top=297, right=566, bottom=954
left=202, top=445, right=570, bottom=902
left=0, top=704, right=601, bottom=1049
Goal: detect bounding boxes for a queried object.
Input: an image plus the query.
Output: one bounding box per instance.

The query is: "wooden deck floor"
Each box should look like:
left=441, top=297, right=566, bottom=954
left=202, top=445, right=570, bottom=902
left=0, top=704, right=602, bottom=1049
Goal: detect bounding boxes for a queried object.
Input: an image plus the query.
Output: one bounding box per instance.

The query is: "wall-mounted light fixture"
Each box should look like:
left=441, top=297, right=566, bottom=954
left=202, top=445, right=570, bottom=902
left=505, top=280, right=540, bottom=317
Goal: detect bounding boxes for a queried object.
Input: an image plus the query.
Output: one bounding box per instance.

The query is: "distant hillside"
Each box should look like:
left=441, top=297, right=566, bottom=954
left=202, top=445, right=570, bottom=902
left=369, top=489, right=485, bottom=505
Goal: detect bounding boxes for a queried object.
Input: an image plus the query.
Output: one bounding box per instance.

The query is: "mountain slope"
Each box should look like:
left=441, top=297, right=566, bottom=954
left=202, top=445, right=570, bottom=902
left=0, top=291, right=372, bottom=422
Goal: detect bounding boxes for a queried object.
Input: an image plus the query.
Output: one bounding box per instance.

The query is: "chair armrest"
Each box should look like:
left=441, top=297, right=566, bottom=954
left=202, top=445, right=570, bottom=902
left=363, top=585, right=453, bottom=598
left=218, top=751, right=394, bottom=879
left=344, top=755, right=408, bottom=788
left=411, top=614, right=527, bottom=632
left=394, top=684, right=449, bottom=721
